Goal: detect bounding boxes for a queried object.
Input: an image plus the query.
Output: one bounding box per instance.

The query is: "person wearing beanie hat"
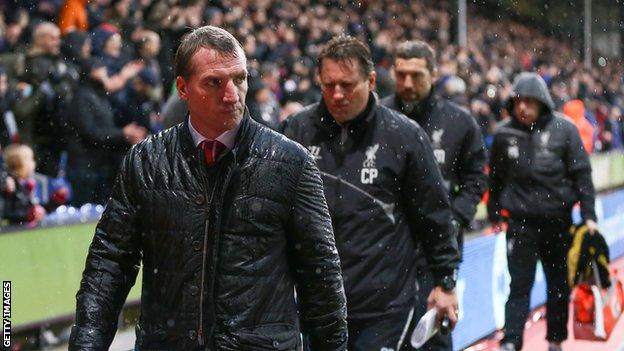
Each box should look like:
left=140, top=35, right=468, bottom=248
left=489, top=72, right=598, bottom=351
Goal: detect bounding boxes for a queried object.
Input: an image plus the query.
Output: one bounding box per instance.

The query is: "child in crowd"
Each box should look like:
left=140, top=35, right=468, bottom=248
left=2, top=144, right=46, bottom=225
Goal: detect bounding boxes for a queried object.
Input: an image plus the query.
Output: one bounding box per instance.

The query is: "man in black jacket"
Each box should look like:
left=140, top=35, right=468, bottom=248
left=281, top=35, right=460, bottom=351
left=15, top=22, right=72, bottom=176
left=70, top=26, right=348, bottom=351
left=68, top=60, right=147, bottom=206
left=489, top=72, right=597, bottom=351
left=381, top=40, right=487, bottom=351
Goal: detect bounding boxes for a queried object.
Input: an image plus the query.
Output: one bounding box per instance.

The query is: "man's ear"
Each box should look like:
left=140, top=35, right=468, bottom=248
left=368, top=71, right=377, bottom=91
left=176, top=76, right=188, bottom=101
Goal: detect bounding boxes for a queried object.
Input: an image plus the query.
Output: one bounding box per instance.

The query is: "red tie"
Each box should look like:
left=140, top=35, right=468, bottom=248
left=200, top=140, right=226, bottom=166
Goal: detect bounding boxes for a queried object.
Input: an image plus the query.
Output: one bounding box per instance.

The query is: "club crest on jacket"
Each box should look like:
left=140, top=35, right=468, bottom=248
left=361, top=143, right=379, bottom=184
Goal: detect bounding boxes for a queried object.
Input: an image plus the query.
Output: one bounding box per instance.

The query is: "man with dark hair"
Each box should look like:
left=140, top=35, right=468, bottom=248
left=382, top=40, right=487, bottom=350
left=282, top=35, right=460, bottom=351
left=70, top=26, right=348, bottom=351
left=489, top=72, right=597, bottom=351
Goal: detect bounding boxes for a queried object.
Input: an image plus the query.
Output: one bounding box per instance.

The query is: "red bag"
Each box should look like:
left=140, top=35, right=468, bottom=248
left=572, top=274, right=624, bottom=341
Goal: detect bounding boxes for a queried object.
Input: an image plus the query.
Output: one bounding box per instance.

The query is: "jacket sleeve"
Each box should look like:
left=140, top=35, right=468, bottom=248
left=565, top=124, right=596, bottom=221
left=69, top=152, right=142, bottom=350
left=451, top=116, right=488, bottom=226
left=487, top=133, right=506, bottom=222
left=286, top=156, right=348, bottom=351
left=403, top=127, right=460, bottom=284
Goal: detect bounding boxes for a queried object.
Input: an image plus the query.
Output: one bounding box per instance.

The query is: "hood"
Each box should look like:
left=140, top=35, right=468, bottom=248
left=507, top=72, right=555, bottom=113
left=61, top=31, right=89, bottom=64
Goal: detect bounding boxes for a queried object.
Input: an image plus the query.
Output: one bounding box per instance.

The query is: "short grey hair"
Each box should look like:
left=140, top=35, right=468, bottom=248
left=174, top=26, right=245, bottom=79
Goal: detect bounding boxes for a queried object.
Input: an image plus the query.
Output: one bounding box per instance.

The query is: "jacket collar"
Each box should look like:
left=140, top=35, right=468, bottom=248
left=313, top=92, right=378, bottom=137
left=511, top=111, right=553, bottom=133
left=394, top=89, right=437, bottom=124
left=179, top=108, right=257, bottom=165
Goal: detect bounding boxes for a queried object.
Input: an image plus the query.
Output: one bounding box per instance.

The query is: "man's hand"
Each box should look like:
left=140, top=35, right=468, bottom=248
left=490, top=221, right=505, bottom=234
left=427, top=286, right=459, bottom=330
left=120, top=61, right=144, bottom=80
left=123, top=122, right=148, bottom=144
left=586, top=219, right=599, bottom=235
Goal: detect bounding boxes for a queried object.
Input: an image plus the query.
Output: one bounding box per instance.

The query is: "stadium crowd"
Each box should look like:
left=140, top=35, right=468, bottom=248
left=0, top=0, right=622, bottom=225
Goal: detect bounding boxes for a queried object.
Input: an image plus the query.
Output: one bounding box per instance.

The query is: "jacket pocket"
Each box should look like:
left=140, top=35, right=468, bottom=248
left=218, top=323, right=300, bottom=350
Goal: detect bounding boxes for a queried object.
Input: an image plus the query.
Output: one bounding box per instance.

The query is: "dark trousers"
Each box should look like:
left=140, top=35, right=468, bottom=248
left=410, top=226, right=465, bottom=351
left=411, top=267, right=452, bottom=351
left=348, top=310, right=414, bottom=351
left=502, top=217, right=571, bottom=349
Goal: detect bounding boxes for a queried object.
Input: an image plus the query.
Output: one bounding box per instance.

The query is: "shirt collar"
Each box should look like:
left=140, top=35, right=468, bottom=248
left=188, top=115, right=239, bottom=150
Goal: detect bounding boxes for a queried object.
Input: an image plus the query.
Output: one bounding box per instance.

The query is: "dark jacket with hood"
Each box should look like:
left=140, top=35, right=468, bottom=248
left=488, top=72, right=596, bottom=222
left=281, top=94, right=460, bottom=321
left=382, top=90, right=487, bottom=228
left=69, top=115, right=348, bottom=351
left=67, top=74, right=131, bottom=176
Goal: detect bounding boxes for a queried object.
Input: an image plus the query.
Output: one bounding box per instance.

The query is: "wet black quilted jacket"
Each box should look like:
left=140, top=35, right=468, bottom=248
left=69, top=114, right=348, bottom=351
left=281, top=96, right=459, bottom=321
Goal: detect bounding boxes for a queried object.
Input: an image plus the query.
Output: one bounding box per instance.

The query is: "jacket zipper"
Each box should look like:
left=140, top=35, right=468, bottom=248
left=206, top=164, right=235, bottom=347
left=197, top=169, right=218, bottom=346
left=335, top=125, right=348, bottom=220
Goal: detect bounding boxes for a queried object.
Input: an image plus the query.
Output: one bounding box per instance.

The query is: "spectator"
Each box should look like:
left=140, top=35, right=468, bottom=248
left=117, top=67, right=161, bottom=133
left=13, top=22, right=72, bottom=177
left=247, top=78, right=281, bottom=130
left=603, top=106, right=624, bottom=151
left=562, top=99, right=594, bottom=154
left=2, top=143, right=46, bottom=225
left=60, top=31, right=92, bottom=82
left=0, top=67, right=20, bottom=146
left=0, top=8, right=29, bottom=55
left=67, top=61, right=146, bottom=205
left=58, top=0, right=89, bottom=36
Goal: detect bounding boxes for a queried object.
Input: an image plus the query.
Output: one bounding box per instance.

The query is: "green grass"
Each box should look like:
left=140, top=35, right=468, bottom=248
left=0, top=223, right=141, bottom=327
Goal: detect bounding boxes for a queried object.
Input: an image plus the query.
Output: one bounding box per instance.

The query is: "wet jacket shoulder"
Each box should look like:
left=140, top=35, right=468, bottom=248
left=70, top=116, right=347, bottom=351
left=382, top=93, right=487, bottom=227
left=282, top=97, right=459, bottom=320
left=488, top=112, right=596, bottom=222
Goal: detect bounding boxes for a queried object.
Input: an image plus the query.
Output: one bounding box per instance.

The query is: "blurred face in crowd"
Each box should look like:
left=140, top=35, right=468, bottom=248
left=513, top=97, right=542, bottom=126
left=104, top=33, right=122, bottom=58
left=35, top=24, right=61, bottom=55
left=319, top=58, right=375, bottom=124
left=139, top=32, right=161, bottom=59
left=393, top=57, right=436, bottom=104
left=176, top=47, right=248, bottom=138
left=0, top=74, right=7, bottom=97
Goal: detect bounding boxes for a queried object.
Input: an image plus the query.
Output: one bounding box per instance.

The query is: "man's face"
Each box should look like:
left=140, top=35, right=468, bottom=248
left=513, top=97, right=542, bottom=126
left=142, top=40, right=160, bottom=59
left=42, top=27, right=61, bottom=55
left=104, top=33, right=122, bottom=58
left=319, top=58, right=375, bottom=124
left=176, top=47, right=248, bottom=135
left=393, top=57, right=435, bottom=104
